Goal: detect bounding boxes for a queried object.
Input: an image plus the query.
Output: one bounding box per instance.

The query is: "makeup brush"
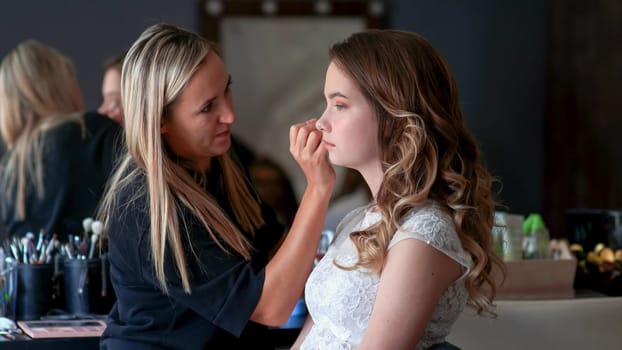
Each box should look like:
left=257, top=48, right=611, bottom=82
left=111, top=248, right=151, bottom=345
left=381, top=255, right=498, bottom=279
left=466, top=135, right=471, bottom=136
left=89, top=221, right=104, bottom=259
left=82, top=217, right=94, bottom=235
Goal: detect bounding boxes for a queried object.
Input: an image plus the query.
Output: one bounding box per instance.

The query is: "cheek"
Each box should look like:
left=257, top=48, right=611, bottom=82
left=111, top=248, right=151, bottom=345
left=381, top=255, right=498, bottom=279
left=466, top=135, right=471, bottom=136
left=350, top=124, right=380, bottom=157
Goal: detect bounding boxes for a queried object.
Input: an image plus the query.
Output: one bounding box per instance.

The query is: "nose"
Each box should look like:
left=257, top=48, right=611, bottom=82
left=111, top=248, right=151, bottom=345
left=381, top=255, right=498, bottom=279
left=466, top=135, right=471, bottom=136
left=220, top=102, right=236, bottom=124
left=316, top=112, right=328, bottom=132
left=98, top=102, right=107, bottom=115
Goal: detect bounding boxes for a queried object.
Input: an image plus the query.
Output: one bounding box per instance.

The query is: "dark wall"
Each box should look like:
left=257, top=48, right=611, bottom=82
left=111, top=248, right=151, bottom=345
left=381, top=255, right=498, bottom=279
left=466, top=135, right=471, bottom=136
left=0, top=0, right=198, bottom=112
left=388, top=0, right=548, bottom=215
left=0, top=0, right=548, bottom=216
left=545, top=0, right=622, bottom=238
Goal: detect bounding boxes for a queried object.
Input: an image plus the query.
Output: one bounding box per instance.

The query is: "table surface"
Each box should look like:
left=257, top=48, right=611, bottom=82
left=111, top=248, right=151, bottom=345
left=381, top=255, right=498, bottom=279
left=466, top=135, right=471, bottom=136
left=1, top=289, right=606, bottom=348
left=0, top=327, right=301, bottom=350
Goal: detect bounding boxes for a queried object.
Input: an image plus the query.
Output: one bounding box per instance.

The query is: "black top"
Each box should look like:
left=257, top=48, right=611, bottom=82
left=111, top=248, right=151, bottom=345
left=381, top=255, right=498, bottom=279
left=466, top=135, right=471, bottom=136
left=100, top=161, right=284, bottom=350
left=0, top=112, right=122, bottom=240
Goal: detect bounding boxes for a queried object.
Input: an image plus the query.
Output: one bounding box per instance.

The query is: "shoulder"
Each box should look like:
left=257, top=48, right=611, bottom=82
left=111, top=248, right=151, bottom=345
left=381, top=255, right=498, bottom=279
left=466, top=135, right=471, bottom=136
left=398, top=203, right=456, bottom=239
left=43, top=112, right=121, bottom=150
left=42, top=118, right=81, bottom=149
left=115, top=169, right=147, bottom=211
left=83, top=111, right=122, bottom=134
left=390, top=202, right=471, bottom=269
left=108, top=170, right=149, bottom=237
left=83, top=111, right=124, bottom=149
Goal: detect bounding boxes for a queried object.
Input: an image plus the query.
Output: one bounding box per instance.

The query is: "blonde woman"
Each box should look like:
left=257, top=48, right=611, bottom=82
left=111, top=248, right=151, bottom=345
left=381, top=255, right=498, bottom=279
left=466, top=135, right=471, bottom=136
left=292, top=30, right=504, bottom=349
left=0, top=40, right=121, bottom=240
left=98, top=24, right=335, bottom=349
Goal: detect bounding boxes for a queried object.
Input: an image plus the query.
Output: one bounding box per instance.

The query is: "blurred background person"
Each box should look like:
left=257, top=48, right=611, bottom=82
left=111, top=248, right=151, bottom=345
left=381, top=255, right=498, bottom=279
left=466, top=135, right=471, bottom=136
left=98, top=53, right=125, bottom=124
left=249, top=155, right=299, bottom=230
left=0, top=40, right=122, bottom=240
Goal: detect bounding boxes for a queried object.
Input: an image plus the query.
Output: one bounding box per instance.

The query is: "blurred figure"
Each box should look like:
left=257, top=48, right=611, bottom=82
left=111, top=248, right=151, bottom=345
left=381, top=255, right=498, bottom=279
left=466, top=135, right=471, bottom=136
left=0, top=40, right=122, bottom=240
left=98, top=53, right=125, bottom=124
left=249, top=156, right=299, bottom=229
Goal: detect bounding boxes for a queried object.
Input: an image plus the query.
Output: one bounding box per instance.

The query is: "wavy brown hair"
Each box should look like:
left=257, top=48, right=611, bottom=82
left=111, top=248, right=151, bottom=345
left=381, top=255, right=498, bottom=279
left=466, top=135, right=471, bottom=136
left=331, top=29, right=503, bottom=314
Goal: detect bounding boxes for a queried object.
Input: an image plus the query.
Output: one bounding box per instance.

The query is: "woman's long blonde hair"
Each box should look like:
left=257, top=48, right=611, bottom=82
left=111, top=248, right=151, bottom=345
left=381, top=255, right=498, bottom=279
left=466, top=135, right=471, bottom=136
left=0, top=40, right=84, bottom=220
left=331, top=30, right=504, bottom=314
left=98, top=24, right=264, bottom=294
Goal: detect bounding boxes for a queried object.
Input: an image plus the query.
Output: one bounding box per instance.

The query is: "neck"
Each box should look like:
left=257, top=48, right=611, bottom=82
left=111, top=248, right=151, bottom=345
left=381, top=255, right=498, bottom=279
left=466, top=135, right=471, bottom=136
left=356, top=162, right=383, bottom=200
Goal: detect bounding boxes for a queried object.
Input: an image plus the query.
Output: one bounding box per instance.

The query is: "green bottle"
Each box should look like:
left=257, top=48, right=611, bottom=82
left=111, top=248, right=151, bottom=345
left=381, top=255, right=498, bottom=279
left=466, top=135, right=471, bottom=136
left=522, top=213, right=550, bottom=259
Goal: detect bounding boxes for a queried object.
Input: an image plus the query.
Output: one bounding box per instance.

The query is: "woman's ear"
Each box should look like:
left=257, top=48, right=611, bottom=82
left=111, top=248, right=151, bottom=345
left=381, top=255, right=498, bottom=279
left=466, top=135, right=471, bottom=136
left=160, top=117, right=169, bottom=134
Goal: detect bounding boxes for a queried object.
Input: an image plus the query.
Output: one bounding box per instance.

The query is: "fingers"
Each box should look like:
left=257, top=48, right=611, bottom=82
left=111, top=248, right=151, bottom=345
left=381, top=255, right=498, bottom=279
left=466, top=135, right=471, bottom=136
left=290, top=118, right=320, bottom=157
left=289, top=118, right=335, bottom=192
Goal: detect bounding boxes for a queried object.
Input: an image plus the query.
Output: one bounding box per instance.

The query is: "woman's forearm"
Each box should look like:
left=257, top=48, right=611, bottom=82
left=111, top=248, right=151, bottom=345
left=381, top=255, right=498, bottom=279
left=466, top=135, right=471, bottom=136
left=250, top=185, right=331, bottom=326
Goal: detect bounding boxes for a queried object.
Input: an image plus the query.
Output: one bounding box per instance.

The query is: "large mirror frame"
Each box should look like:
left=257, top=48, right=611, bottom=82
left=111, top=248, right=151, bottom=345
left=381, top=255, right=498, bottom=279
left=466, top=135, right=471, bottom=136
left=200, top=0, right=386, bottom=198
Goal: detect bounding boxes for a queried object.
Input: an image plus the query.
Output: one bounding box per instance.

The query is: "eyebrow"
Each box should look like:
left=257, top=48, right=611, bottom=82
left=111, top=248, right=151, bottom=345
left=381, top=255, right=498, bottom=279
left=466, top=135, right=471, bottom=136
left=327, top=92, right=348, bottom=99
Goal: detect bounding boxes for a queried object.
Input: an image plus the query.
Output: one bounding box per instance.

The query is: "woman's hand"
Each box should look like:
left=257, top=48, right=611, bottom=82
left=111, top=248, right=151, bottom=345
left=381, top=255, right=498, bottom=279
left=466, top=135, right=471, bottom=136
left=251, top=119, right=336, bottom=326
left=289, top=118, right=336, bottom=194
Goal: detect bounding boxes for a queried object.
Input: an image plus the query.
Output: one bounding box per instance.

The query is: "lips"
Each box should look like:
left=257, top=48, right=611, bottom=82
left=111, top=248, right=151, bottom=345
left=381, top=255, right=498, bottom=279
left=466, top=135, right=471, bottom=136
left=322, top=140, right=335, bottom=148
left=215, top=129, right=230, bottom=138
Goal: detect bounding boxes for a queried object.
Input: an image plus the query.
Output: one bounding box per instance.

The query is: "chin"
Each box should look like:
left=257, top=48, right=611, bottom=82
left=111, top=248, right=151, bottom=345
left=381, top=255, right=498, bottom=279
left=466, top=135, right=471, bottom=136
left=213, top=141, right=232, bottom=157
left=328, top=154, right=347, bottom=168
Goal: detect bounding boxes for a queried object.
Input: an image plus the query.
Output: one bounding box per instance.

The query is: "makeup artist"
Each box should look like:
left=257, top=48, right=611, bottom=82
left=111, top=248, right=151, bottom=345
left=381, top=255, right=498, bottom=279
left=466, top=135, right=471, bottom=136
left=97, top=23, right=335, bottom=349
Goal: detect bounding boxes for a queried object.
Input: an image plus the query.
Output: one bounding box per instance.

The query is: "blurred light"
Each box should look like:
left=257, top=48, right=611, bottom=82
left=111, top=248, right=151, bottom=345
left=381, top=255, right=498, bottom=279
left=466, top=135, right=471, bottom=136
left=368, top=0, right=384, bottom=17
left=315, top=1, right=332, bottom=15
left=205, top=0, right=223, bottom=16
left=262, top=0, right=279, bottom=15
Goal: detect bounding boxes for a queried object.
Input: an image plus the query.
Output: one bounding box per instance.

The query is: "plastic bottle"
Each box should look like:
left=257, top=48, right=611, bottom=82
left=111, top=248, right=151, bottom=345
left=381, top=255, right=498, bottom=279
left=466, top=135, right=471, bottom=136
left=500, top=213, right=525, bottom=261
left=522, top=213, right=550, bottom=259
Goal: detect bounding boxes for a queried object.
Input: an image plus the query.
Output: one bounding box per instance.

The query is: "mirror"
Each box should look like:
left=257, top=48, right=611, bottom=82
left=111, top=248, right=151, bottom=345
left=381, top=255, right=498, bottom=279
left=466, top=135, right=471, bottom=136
left=201, top=0, right=386, bottom=198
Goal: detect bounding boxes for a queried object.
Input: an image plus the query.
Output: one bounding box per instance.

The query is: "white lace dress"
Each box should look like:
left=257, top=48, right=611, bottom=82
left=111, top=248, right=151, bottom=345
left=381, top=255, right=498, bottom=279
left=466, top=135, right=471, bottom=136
left=301, top=203, right=472, bottom=350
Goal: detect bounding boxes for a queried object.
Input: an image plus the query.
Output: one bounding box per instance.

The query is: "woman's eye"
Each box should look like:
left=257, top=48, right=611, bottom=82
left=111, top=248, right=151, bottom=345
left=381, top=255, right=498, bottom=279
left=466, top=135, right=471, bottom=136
left=201, top=102, right=213, bottom=113
left=225, top=78, right=232, bottom=93
left=335, top=104, right=346, bottom=111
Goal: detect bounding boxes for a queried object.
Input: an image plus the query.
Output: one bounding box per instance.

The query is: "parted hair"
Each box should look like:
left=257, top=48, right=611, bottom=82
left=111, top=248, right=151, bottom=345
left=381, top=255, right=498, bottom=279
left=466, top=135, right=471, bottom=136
left=98, top=24, right=264, bottom=294
left=0, top=40, right=84, bottom=221
left=330, top=29, right=503, bottom=315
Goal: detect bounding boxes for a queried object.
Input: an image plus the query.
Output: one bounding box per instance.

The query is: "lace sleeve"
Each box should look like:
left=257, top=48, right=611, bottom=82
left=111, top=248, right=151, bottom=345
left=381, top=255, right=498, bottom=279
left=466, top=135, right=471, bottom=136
left=388, top=205, right=472, bottom=273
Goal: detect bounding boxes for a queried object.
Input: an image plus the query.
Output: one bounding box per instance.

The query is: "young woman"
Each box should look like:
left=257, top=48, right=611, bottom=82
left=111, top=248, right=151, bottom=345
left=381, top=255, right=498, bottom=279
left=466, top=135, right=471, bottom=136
left=0, top=40, right=121, bottom=240
left=98, top=23, right=335, bottom=349
left=293, top=29, right=504, bottom=350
